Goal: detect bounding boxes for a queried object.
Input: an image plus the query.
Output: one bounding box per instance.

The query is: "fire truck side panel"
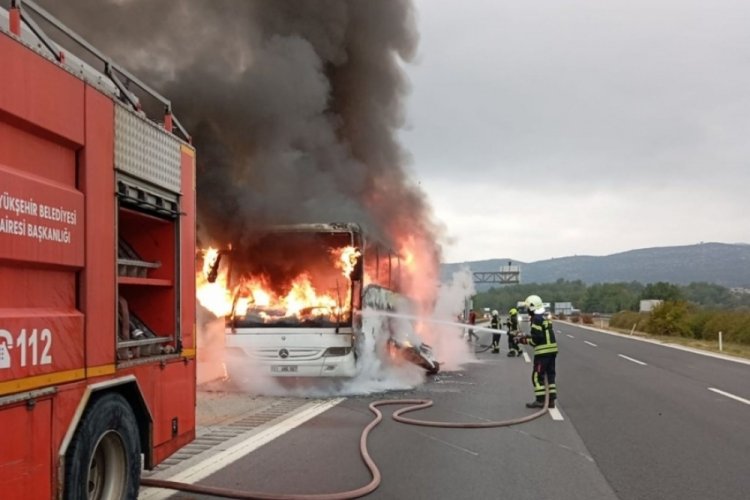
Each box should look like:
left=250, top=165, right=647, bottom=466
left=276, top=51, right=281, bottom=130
left=0, top=165, right=84, bottom=266
left=0, top=32, right=84, bottom=147
left=0, top=313, right=84, bottom=392
left=0, top=119, right=77, bottom=185
left=80, top=86, right=116, bottom=369
left=0, top=29, right=86, bottom=391
left=124, top=360, right=197, bottom=462
left=0, top=267, right=75, bottom=309
left=1, top=27, right=87, bottom=499
left=0, top=399, right=53, bottom=500
left=1, top=14, right=197, bottom=498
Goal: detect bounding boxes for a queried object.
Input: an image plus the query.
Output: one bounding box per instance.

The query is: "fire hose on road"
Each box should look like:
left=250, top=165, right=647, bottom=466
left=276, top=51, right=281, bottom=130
left=141, top=382, right=551, bottom=499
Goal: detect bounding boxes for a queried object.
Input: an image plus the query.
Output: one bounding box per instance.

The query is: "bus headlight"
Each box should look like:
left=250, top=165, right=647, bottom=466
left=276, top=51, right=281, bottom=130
left=325, top=347, right=352, bottom=356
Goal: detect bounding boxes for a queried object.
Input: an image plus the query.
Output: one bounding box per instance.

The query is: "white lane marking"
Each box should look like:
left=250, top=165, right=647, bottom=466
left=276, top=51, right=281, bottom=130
left=708, top=388, right=750, bottom=406
left=549, top=406, right=564, bottom=421
left=661, top=343, right=750, bottom=365
left=618, top=354, right=647, bottom=366
left=560, top=321, right=750, bottom=366
left=522, top=351, right=531, bottom=363
left=584, top=341, right=597, bottom=347
left=566, top=334, right=575, bottom=339
left=139, top=398, right=344, bottom=499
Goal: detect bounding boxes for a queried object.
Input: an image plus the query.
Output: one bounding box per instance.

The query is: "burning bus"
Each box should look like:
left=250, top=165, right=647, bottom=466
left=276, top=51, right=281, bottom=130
left=198, top=222, right=439, bottom=377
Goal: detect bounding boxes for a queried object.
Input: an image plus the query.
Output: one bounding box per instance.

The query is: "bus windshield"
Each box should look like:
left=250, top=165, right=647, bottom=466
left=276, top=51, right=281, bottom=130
left=227, top=230, right=360, bottom=328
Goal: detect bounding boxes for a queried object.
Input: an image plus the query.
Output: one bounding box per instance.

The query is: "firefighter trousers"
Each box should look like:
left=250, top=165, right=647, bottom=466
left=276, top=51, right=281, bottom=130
left=507, top=331, right=521, bottom=352
left=532, top=354, right=557, bottom=402
left=491, top=333, right=501, bottom=352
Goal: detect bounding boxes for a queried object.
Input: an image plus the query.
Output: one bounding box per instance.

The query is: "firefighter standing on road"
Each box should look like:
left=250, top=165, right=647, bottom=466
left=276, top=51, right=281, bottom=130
left=518, top=295, right=557, bottom=408
left=490, top=310, right=502, bottom=353
left=506, top=307, right=522, bottom=357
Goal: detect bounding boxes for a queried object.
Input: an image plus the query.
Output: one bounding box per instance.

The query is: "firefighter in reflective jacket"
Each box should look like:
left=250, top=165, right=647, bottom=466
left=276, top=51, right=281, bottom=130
left=490, top=310, right=502, bottom=353
left=518, top=295, right=557, bottom=408
left=506, top=307, right=522, bottom=357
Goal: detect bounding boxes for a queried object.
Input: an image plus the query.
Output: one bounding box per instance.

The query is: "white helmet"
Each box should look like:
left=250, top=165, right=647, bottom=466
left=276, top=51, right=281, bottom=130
left=492, top=310, right=499, bottom=316
left=524, top=294, right=543, bottom=312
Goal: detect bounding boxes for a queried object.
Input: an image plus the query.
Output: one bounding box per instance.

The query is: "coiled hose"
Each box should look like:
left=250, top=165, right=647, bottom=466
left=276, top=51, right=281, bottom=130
left=141, top=384, right=550, bottom=499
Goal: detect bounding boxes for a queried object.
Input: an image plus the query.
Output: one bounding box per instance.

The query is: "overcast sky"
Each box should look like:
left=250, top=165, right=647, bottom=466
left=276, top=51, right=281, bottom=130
left=401, top=0, right=750, bottom=263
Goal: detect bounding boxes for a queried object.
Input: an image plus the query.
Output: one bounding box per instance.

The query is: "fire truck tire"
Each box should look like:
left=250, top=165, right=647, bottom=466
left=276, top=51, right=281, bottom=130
left=64, top=393, right=141, bottom=500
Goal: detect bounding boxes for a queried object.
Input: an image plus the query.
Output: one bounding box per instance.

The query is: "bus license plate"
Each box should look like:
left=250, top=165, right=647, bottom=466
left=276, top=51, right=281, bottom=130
left=271, top=365, right=298, bottom=373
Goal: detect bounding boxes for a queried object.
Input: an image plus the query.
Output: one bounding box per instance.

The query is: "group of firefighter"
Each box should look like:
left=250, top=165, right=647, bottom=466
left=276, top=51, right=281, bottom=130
left=469, top=295, right=558, bottom=409
left=490, top=306, right=523, bottom=357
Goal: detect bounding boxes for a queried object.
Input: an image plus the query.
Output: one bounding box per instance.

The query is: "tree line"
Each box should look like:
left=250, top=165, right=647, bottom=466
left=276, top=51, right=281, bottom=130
left=474, top=279, right=750, bottom=345
left=608, top=304, right=750, bottom=345
left=474, top=279, right=750, bottom=314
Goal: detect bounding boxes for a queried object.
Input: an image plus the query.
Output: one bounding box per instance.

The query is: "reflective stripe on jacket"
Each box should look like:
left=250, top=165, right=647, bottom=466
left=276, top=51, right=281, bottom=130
left=490, top=316, right=501, bottom=329
left=529, top=314, right=557, bottom=356
left=509, top=308, right=519, bottom=329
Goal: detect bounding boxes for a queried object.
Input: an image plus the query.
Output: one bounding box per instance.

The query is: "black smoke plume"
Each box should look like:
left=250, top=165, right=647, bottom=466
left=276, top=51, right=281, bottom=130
left=38, top=0, right=442, bottom=295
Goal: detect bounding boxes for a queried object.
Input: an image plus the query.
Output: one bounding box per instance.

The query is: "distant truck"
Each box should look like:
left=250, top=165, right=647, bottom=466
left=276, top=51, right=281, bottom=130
left=554, top=302, right=574, bottom=315
left=640, top=300, right=663, bottom=312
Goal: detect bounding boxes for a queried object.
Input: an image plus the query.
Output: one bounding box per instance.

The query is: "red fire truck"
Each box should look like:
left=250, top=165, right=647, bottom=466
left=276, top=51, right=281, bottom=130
left=1, top=1, right=196, bottom=498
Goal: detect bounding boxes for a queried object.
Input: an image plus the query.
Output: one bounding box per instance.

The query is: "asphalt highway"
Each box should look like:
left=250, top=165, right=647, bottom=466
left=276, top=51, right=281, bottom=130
left=141, top=323, right=749, bottom=500
left=554, top=322, right=750, bottom=500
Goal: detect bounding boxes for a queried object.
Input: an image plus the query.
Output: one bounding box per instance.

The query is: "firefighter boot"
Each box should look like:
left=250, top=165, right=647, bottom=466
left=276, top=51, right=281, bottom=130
left=507, top=350, right=516, bottom=357
left=525, top=400, right=544, bottom=409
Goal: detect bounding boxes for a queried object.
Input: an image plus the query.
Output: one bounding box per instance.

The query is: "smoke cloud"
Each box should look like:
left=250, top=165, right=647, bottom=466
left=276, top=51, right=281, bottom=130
left=35, top=0, right=464, bottom=392
left=38, top=0, right=441, bottom=271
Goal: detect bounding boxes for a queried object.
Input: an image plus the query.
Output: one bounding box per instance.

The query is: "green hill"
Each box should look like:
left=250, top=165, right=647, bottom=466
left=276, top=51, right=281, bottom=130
left=442, top=242, right=750, bottom=288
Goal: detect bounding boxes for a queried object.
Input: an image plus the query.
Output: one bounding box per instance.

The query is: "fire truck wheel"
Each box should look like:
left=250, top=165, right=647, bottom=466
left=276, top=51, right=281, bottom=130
left=64, top=392, right=141, bottom=500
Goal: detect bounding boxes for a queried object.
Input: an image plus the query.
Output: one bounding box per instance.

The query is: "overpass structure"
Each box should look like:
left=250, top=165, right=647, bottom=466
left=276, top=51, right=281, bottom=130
left=472, top=261, right=521, bottom=285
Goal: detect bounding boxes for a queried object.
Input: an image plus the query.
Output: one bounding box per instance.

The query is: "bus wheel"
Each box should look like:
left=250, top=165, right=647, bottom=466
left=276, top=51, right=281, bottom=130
left=64, top=393, right=141, bottom=500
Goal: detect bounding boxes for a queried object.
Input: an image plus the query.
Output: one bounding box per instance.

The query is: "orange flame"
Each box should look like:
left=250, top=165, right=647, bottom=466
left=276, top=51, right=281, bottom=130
left=202, top=247, right=220, bottom=279
left=197, top=245, right=359, bottom=323
left=332, top=246, right=361, bottom=279
left=395, top=232, right=440, bottom=320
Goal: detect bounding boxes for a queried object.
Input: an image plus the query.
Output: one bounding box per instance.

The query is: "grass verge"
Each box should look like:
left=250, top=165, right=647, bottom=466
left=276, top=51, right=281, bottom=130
left=601, top=325, right=750, bottom=360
